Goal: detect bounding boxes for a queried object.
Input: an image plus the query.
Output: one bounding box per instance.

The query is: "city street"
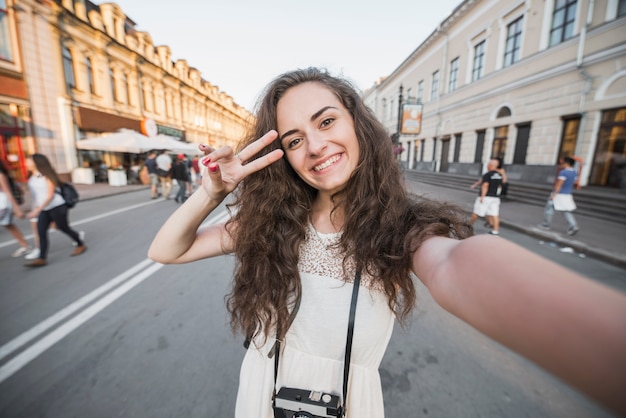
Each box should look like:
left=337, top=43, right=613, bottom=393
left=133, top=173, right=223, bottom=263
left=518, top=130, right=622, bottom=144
left=0, top=189, right=623, bottom=417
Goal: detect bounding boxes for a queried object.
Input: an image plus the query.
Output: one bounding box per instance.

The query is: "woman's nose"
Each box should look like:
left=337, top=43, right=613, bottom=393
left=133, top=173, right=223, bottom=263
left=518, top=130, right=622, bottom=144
left=307, top=132, right=327, bottom=156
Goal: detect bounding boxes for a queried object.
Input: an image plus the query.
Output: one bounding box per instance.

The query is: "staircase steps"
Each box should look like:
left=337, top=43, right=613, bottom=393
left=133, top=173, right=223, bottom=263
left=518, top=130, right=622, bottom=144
left=404, top=170, right=626, bottom=225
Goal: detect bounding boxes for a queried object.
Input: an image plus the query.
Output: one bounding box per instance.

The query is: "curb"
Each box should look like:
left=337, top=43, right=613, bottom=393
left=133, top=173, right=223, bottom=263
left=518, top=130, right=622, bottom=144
left=500, top=219, right=626, bottom=270
left=408, top=192, right=626, bottom=269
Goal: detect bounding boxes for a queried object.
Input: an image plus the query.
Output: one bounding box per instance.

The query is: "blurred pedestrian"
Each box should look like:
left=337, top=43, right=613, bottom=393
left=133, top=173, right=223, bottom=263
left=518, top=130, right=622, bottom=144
left=144, top=150, right=160, bottom=199
left=156, top=150, right=173, bottom=199
left=24, top=154, right=87, bottom=267
left=539, top=156, right=580, bottom=235
left=470, top=157, right=507, bottom=228
left=469, top=158, right=504, bottom=235
left=190, top=154, right=201, bottom=189
left=172, top=154, right=191, bottom=203
left=0, top=160, right=31, bottom=257
left=23, top=156, right=85, bottom=260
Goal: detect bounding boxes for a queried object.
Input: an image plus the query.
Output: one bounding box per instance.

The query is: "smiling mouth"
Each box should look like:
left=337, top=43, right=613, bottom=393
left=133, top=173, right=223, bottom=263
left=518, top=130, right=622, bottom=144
left=313, top=155, right=341, bottom=172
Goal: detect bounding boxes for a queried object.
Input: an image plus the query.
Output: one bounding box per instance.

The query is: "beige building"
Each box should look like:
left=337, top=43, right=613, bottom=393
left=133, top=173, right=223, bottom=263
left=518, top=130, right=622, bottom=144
left=363, top=0, right=626, bottom=189
left=0, top=0, right=253, bottom=182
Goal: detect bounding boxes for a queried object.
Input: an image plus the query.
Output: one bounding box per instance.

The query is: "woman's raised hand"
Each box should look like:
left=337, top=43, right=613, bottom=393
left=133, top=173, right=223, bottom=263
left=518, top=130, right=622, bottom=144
left=199, top=130, right=284, bottom=201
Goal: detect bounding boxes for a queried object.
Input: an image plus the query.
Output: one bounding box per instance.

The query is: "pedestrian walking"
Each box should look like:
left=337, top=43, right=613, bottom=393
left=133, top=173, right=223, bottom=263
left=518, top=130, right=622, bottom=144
left=24, top=154, right=87, bottom=267
left=144, top=151, right=160, bottom=199
left=190, top=154, right=201, bottom=189
left=171, top=154, right=191, bottom=203
left=23, top=156, right=84, bottom=261
left=470, top=157, right=507, bottom=228
left=0, top=160, right=31, bottom=257
left=149, top=67, right=626, bottom=418
left=539, top=156, right=580, bottom=235
left=469, top=158, right=504, bottom=235
left=155, top=150, right=173, bottom=199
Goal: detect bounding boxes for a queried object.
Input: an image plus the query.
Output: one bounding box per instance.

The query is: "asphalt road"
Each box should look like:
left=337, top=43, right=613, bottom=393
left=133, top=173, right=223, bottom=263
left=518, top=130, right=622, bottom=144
left=0, top=189, right=622, bottom=417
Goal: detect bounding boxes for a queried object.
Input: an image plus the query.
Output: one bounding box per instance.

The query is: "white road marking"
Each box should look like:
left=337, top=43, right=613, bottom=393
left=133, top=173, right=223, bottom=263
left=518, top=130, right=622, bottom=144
left=0, top=261, right=163, bottom=384
left=0, top=206, right=230, bottom=383
left=0, top=258, right=154, bottom=362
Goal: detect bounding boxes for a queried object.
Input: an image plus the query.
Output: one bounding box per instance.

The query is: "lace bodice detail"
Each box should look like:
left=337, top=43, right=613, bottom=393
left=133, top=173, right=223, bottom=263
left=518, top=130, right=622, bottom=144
left=298, top=223, right=377, bottom=287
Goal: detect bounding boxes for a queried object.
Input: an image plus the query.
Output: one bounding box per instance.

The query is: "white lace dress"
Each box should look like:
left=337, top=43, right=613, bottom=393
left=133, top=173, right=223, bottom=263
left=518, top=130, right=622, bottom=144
left=235, top=223, right=396, bottom=417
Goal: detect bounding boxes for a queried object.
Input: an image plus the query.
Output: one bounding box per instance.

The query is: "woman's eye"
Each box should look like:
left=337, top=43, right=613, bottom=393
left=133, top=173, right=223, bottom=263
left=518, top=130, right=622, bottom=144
left=287, top=137, right=302, bottom=149
left=320, top=117, right=334, bottom=127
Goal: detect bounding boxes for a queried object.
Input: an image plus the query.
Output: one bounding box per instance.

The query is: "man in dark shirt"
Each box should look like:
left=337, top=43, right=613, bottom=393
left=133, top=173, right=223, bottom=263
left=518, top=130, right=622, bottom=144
left=171, top=154, right=191, bottom=203
left=469, top=159, right=504, bottom=235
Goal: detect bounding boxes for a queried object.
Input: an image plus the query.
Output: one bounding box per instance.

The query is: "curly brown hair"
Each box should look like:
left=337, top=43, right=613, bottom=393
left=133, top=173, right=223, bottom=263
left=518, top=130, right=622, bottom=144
left=226, top=67, right=472, bottom=342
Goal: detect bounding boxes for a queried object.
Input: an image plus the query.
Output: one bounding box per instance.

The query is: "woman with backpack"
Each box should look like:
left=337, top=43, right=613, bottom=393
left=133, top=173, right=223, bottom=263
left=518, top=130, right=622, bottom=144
left=0, top=159, right=31, bottom=257
left=24, top=154, right=86, bottom=267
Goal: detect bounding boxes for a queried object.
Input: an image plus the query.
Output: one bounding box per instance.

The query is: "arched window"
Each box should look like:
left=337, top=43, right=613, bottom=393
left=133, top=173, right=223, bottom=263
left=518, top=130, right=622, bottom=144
left=497, top=106, right=512, bottom=118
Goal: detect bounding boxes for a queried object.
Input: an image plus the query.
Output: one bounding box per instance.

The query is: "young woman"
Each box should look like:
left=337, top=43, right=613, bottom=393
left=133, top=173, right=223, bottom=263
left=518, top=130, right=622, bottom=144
left=25, top=154, right=86, bottom=267
left=0, top=159, right=30, bottom=257
left=149, top=68, right=626, bottom=417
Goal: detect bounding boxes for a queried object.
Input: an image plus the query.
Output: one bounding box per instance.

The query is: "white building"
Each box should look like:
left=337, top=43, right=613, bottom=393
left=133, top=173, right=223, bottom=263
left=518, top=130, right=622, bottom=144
left=363, top=0, right=626, bottom=189
left=0, top=0, right=253, bottom=182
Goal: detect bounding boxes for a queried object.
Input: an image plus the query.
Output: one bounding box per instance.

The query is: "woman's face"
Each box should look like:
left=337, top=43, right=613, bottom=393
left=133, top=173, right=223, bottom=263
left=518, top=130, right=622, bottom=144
left=276, top=82, right=359, bottom=196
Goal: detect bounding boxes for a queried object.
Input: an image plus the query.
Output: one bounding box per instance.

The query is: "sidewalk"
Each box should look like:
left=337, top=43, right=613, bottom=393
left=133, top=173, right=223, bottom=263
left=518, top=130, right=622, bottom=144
left=404, top=178, right=626, bottom=269
left=72, top=181, right=626, bottom=269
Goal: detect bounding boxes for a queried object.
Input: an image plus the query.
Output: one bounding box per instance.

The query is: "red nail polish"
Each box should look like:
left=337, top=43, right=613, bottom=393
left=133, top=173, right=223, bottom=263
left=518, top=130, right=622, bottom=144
left=202, top=157, right=211, bottom=166
left=209, top=164, right=218, bottom=173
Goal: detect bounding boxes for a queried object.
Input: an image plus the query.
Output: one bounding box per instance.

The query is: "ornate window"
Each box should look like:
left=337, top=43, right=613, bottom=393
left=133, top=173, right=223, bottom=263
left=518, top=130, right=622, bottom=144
left=86, top=57, right=94, bottom=94
left=62, top=46, right=76, bottom=89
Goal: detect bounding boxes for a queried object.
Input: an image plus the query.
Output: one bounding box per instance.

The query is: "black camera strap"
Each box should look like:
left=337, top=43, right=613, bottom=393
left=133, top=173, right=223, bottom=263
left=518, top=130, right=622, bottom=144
left=272, top=270, right=361, bottom=417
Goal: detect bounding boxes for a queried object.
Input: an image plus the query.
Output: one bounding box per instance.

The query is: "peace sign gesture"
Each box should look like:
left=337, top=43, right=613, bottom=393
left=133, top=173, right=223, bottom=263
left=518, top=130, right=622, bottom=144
left=199, top=130, right=284, bottom=201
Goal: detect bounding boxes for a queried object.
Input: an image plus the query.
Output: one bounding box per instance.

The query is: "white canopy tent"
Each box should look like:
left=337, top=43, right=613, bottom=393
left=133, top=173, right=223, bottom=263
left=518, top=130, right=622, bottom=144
left=76, top=129, right=201, bottom=155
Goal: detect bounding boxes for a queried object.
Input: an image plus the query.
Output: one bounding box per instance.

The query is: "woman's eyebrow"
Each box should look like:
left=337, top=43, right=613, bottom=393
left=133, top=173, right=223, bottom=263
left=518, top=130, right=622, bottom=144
left=279, top=106, right=339, bottom=142
left=310, top=106, right=337, bottom=121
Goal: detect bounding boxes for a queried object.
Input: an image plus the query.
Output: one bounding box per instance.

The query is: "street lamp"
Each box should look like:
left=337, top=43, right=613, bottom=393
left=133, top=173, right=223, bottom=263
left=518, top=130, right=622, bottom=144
left=391, top=84, right=403, bottom=144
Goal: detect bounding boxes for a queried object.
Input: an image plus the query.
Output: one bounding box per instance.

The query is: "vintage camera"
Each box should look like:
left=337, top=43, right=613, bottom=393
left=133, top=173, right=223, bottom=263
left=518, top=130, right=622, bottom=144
left=274, top=387, right=342, bottom=418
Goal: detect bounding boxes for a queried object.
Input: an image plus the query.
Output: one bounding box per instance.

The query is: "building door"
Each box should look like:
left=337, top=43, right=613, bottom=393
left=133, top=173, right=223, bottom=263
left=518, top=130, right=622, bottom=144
left=474, top=130, right=485, bottom=162
left=513, top=123, right=531, bottom=164
left=491, top=125, right=508, bottom=161
left=589, top=108, right=626, bottom=188
left=440, top=137, right=450, bottom=172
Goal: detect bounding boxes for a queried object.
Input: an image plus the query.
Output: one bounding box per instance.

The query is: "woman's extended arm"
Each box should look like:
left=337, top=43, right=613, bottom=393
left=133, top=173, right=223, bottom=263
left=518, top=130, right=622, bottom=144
left=148, top=187, right=232, bottom=264
left=412, top=235, right=626, bottom=416
left=148, top=130, right=283, bottom=264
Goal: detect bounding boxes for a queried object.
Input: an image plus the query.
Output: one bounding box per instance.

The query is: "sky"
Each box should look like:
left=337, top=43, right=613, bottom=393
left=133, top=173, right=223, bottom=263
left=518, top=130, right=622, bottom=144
left=107, top=0, right=461, bottom=112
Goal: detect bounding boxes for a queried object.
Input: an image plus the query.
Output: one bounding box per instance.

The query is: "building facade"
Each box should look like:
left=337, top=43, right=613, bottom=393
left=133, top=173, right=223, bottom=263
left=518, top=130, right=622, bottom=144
left=363, top=0, right=626, bottom=189
left=0, top=0, right=253, bottom=182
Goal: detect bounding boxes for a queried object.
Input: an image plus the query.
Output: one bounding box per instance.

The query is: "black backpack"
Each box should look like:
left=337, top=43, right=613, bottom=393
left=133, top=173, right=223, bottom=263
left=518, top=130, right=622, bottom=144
left=57, top=182, right=79, bottom=208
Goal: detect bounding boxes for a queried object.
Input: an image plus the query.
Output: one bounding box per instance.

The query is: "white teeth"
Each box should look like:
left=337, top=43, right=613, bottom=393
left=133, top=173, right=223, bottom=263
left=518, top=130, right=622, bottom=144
left=314, top=155, right=340, bottom=172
